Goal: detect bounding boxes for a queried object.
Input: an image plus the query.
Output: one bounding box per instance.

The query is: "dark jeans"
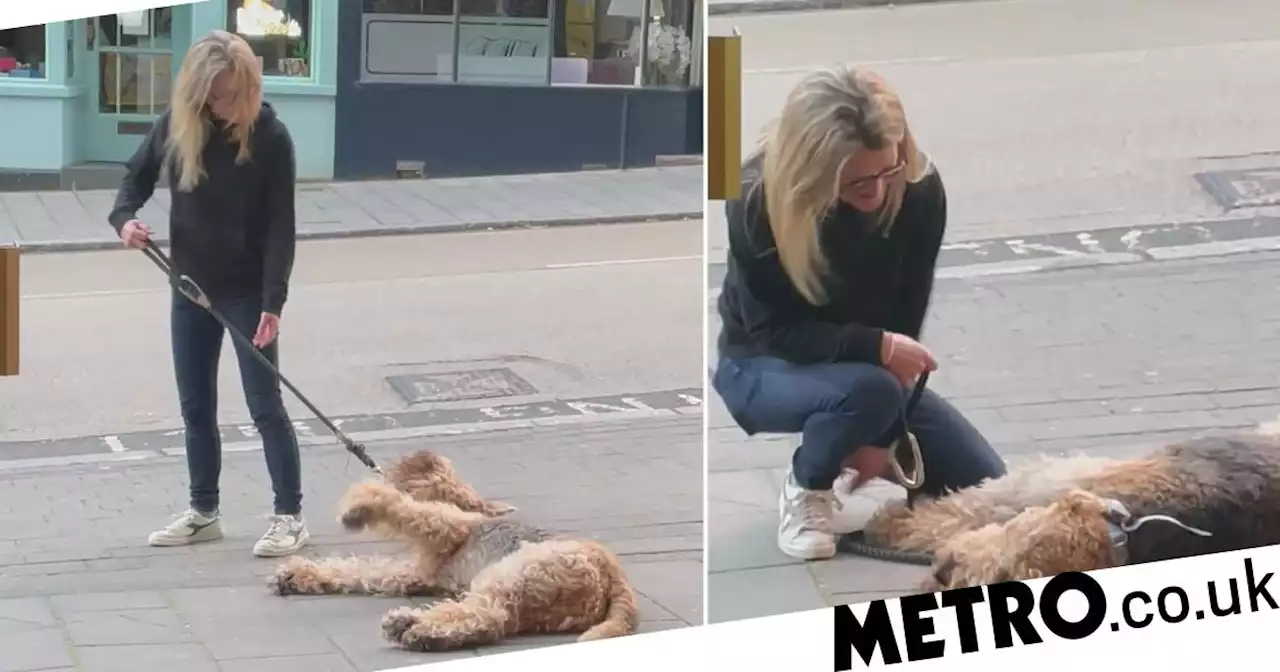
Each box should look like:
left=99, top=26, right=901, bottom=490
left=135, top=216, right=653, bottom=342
left=171, top=289, right=303, bottom=516
left=712, top=355, right=1006, bottom=497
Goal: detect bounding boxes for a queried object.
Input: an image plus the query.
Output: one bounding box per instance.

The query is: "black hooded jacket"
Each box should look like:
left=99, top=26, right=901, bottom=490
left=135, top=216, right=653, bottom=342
left=108, top=102, right=297, bottom=316
left=715, top=152, right=948, bottom=367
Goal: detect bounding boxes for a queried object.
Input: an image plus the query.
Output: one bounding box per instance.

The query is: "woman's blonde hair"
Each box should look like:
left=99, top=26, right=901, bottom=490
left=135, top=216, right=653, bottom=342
left=757, top=65, right=931, bottom=305
left=166, top=30, right=263, bottom=192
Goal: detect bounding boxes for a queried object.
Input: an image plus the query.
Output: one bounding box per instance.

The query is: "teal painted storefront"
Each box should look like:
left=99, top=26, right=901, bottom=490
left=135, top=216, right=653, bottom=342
left=0, top=1, right=338, bottom=184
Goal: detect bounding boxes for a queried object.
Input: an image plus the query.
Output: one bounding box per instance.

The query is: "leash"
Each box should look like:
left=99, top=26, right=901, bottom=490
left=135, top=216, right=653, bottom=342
left=138, top=240, right=382, bottom=475
left=888, top=371, right=929, bottom=490
left=836, top=371, right=933, bottom=564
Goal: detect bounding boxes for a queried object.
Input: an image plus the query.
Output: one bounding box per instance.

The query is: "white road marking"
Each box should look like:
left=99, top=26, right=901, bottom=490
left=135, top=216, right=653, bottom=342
left=102, top=435, right=127, bottom=453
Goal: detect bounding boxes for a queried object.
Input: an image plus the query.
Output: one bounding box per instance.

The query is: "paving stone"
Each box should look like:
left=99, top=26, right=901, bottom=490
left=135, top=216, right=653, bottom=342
left=0, top=598, right=56, bottom=632
left=217, top=654, right=358, bottom=672
left=0, top=628, right=75, bottom=671
left=707, top=565, right=829, bottom=625
left=74, top=643, right=218, bottom=672
left=0, top=418, right=700, bottom=665
left=49, top=590, right=170, bottom=614
left=63, top=607, right=195, bottom=647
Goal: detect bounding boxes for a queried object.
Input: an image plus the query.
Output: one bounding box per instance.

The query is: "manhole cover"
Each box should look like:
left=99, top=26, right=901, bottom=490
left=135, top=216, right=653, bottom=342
left=1195, top=168, right=1280, bottom=210
left=385, top=368, right=539, bottom=404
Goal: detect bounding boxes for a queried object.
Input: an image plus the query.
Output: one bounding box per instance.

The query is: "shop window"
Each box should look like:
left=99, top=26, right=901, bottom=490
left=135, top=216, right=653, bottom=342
left=228, top=0, right=313, bottom=78
left=634, top=0, right=694, bottom=87
left=0, top=25, right=48, bottom=80
left=359, top=0, right=695, bottom=86
left=90, top=12, right=176, bottom=115
left=362, top=0, right=552, bottom=85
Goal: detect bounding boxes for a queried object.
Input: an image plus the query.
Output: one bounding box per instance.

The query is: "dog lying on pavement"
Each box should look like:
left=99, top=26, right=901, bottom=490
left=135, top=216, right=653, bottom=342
left=858, top=429, right=1280, bottom=592
left=268, top=451, right=640, bottom=652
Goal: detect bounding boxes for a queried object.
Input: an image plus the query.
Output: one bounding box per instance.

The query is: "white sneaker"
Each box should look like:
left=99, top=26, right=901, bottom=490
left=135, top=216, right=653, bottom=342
left=778, top=471, right=844, bottom=560
left=148, top=509, right=224, bottom=547
left=253, top=514, right=309, bottom=558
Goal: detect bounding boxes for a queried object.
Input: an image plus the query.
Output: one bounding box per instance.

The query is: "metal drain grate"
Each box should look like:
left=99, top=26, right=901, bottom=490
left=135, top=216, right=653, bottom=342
left=386, top=368, right=539, bottom=404
left=1195, top=168, right=1280, bottom=210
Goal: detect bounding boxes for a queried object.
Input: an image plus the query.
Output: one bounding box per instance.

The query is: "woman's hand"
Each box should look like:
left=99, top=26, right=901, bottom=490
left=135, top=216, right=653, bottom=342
left=880, top=331, right=938, bottom=387
left=119, top=220, right=151, bottom=249
left=253, top=312, right=280, bottom=348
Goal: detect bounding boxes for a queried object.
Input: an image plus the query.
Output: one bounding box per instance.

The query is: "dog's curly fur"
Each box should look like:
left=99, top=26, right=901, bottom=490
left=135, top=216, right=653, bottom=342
left=860, top=431, right=1280, bottom=592
left=268, top=451, right=640, bottom=652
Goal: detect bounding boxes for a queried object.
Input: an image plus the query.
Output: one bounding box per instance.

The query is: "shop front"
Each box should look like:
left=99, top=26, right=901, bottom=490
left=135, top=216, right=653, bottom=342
left=0, top=1, right=337, bottom=189
left=333, top=0, right=703, bottom=179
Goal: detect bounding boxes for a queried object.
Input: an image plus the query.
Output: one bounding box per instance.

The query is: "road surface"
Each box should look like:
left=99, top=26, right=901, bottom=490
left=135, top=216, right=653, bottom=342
left=2, top=220, right=701, bottom=452
left=708, top=0, right=1280, bottom=263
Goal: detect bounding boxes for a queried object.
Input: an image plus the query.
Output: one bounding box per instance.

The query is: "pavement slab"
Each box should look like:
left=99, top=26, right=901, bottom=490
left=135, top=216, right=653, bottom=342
left=707, top=250, right=1280, bottom=623
left=0, top=415, right=702, bottom=670
left=0, top=166, right=701, bottom=253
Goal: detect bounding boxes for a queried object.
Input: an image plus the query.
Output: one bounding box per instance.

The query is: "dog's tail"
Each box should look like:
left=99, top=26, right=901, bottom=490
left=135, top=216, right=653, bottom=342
left=577, top=545, right=641, bottom=642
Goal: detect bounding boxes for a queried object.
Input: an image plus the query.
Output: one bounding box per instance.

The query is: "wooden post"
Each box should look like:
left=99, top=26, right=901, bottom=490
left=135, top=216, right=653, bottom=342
left=1, top=244, right=17, bottom=377
left=707, top=31, right=742, bottom=201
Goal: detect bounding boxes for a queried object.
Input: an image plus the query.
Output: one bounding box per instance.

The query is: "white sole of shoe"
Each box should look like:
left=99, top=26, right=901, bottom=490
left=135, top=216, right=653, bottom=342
left=777, top=539, right=837, bottom=561
left=253, top=529, right=310, bottom=558
left=148, top=525, right=223, bottom=547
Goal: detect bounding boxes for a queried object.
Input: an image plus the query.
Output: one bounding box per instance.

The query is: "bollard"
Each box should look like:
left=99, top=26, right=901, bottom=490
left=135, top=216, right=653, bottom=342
left=0, top=244, right=17, bottom=376
left=707, top=31, right=742, bottom=201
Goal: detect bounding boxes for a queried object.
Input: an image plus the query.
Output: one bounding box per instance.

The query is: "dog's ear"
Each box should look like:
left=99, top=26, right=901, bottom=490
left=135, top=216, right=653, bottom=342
left=482, top=500, right=518, bottom=517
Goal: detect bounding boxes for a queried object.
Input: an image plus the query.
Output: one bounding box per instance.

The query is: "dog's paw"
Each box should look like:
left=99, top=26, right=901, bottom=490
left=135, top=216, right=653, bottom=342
left=381, top=606, right=420, bottom=642
left=338, top=481, right=400, bottom=530
left=481, top=500, right=518, bottom=517
left=267, top=557, right=314, bottom=596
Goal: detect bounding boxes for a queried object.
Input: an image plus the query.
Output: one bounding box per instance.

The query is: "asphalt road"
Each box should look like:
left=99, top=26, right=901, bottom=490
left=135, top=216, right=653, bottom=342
left=708, top=0, right=1280, bottom=260
left=0, top=221, right=702, bottom=445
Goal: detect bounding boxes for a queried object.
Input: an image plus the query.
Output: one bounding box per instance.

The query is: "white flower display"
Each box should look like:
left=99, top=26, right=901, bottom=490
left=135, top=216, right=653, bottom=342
left=626, top=20, right=691, bottom=85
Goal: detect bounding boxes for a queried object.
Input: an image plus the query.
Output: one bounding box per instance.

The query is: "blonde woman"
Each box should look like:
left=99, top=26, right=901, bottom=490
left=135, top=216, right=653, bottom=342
left=107, top=30, right=307, bottom=558
left=712, top=66, right=1007, bottom=561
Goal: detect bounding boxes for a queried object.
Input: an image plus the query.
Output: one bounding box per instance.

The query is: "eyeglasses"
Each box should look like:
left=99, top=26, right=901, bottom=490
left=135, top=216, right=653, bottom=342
left=842, top=159, right=907, bottom=192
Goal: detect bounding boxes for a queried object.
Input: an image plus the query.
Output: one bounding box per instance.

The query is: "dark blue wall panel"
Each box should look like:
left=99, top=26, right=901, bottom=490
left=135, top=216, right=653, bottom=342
left=333, top=1, right=701, bottom=180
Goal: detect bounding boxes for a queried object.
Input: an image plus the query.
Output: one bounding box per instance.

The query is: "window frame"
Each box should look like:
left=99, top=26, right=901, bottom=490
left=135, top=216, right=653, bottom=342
left=357, top=0, right=696, bottom=89
left=226, top=0, right=319, bottom=83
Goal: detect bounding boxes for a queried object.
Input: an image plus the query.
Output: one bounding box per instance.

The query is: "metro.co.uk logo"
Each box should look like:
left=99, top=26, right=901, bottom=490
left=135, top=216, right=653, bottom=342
left=834, top=557, right=1277, bottom=669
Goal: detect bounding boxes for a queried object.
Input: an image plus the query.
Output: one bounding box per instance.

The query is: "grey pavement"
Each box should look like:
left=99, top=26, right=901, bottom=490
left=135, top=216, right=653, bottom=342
left=707, top=0, right=1280, bottom=261
left=0, top=166, right=701, bottom=252
left=706, top=250, right=1280, bottom=623
left=0, top=415, right=702, bottom=671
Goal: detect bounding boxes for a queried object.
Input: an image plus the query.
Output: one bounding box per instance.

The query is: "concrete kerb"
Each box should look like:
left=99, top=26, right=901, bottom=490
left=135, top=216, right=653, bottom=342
left=0, top=405, right=703, bottom=474
left=9, top=211, right=704, bottom=254
left=709, top=0, right=994, bottom=16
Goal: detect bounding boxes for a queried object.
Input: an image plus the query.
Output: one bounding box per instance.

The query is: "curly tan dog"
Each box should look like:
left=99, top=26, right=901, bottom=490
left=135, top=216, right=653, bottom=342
left=268, top=451, right=640, bottom=652
left=859, top=431, right=1280, bottom=592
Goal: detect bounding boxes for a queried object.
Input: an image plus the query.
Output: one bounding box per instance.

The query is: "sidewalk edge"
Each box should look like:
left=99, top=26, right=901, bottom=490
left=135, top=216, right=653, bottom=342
left=10, top=211, right=703, bottom=254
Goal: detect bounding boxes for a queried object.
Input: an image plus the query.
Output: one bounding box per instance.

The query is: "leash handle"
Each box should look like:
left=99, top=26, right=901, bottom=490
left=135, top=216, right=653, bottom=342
left=890, top=371, right=930, bottom=491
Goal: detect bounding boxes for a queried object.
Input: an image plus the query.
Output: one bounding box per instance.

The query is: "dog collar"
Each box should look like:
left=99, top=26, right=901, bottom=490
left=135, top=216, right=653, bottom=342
left=1103, top=499, right=1213, bottom=567
left=1105, top=500, right=1131, bottom=566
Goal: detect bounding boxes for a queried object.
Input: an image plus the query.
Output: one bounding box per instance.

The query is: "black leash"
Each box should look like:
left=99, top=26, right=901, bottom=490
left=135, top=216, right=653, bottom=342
left=837, top=371, right=937, bottom=565
left=139, top=240, right=382, bottom=475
